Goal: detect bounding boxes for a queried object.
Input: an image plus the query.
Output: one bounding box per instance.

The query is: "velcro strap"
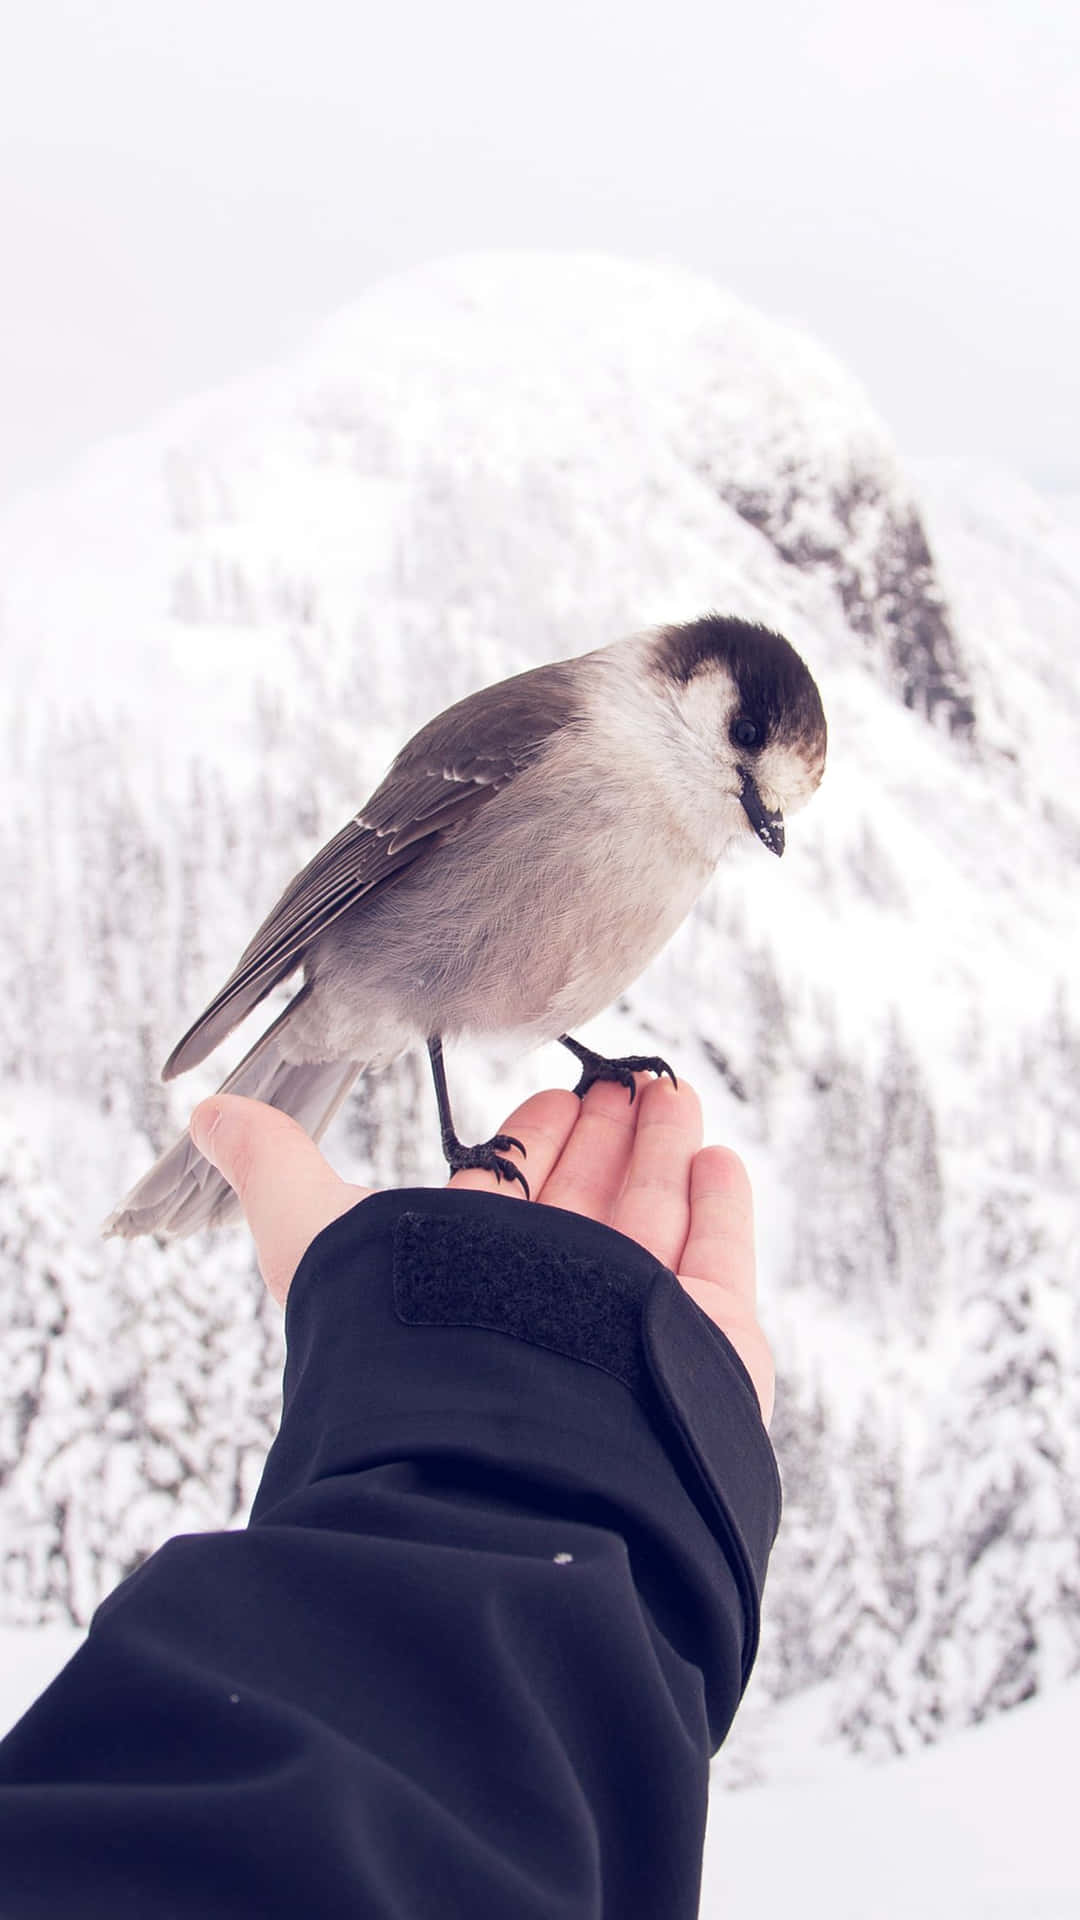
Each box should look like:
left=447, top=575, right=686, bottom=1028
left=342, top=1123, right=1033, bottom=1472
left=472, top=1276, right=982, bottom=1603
left=393, top=1210, right=648, bottom=1396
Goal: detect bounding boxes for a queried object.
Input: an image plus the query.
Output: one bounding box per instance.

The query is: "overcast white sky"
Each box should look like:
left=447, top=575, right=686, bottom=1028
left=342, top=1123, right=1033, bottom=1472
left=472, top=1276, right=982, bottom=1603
left=2, top=0, right=1077, bottom=509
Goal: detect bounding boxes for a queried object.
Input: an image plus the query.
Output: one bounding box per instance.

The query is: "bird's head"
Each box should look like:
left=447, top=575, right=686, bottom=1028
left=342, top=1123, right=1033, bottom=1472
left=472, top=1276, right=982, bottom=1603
left=651, top=614, right=827, bottom=856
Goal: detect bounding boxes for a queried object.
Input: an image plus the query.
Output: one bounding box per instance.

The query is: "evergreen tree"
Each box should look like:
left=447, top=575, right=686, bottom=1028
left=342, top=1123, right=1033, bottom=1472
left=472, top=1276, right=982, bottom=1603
left=898, top=1176, right=1080, bottom=1741
left=757, top=1369, right=835, bottom=1701
left=133, top=842, right=172, bottom=1153
left=746, top=941, right=791, bottom=1115
left=0, top=1120, right=119, bottom=1623
left=0, top=1112, right=283, bottom=1626
left=826, top=1409, right=915, bottom=1757
left=790, top=1018, right=884, bottom=1315
left=872, top=1011, right=943, bottom=1339
left=174, top=757, right=210, bottom=1023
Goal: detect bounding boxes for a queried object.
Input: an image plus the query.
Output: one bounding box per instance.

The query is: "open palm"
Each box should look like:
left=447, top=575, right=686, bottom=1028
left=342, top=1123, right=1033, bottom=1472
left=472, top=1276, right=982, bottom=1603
left=190, top=1072, right=774, bottom=1422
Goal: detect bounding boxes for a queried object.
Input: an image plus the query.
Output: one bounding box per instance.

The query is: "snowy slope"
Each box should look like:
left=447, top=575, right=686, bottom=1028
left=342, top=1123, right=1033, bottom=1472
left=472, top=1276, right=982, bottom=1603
left=1, top=253, right=1077, bottom=1767
left=702, top=1676, right=1080, bottom=1919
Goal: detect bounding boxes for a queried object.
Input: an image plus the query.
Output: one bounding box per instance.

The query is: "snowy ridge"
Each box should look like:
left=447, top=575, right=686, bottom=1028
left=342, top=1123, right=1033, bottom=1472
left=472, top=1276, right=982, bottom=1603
left=1, top=253, right=1077, bottom=1768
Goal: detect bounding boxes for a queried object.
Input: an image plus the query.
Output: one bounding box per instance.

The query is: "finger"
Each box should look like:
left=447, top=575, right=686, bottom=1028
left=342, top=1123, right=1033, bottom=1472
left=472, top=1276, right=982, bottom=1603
left=191, top=1096, right=370, bottom=1308
left=677, top=1147, right=774, bottom=1422
left=537, top=1075, right=647, bottom=1225
left=610, top=1076, right=703, bottom=1269
left=447, top=1088, right=580, bottom=1199
left=678, top=1146, right=756, bottom=1299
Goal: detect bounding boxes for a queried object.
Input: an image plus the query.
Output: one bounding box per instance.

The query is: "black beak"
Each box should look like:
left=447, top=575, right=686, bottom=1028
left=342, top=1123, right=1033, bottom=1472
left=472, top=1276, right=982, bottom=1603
left=739, top=767, right=785, bottom=857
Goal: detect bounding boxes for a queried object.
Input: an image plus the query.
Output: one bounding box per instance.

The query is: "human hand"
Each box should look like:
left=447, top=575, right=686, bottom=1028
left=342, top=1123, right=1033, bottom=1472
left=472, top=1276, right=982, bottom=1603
left=189, top=1074, right=774, bottom=1422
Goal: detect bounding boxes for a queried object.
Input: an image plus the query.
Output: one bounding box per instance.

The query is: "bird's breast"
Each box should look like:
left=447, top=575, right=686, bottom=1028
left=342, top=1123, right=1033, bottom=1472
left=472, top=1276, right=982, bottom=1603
left=306, top=737, right=721, bottom=1054
left=431, top=770, right=714, bottom=1039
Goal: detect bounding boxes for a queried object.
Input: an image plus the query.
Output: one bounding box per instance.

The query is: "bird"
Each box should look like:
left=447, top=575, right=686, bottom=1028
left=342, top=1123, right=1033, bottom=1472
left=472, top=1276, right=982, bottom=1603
left=103, top=613, right=826, bottom=1238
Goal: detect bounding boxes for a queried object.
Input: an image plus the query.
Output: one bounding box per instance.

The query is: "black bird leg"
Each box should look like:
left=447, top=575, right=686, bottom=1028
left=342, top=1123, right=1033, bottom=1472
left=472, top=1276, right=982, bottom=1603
left=558, top=1034, right=678, bottom=1101
left=426, top=1035, right=530, bottom=1197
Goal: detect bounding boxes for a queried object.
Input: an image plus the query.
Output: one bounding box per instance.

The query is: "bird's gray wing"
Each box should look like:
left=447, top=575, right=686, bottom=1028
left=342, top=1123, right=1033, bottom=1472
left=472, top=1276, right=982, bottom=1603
left=163, top=657, right=583, bottom=1078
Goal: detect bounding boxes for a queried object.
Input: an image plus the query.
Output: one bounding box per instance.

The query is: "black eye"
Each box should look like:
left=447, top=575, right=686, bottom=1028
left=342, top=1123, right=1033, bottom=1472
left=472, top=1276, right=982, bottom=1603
left=732, top=718, right=759, bottom=749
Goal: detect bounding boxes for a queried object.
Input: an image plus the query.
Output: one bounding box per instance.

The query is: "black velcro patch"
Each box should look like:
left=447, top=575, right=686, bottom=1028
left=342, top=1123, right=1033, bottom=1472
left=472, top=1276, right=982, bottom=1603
left=392, top=1211, right=649, bottom=1396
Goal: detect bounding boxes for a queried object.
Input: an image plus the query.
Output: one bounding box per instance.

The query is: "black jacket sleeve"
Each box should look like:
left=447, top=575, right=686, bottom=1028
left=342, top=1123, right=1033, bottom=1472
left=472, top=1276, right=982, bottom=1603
left=0, top=1187, right=781, bottom=1920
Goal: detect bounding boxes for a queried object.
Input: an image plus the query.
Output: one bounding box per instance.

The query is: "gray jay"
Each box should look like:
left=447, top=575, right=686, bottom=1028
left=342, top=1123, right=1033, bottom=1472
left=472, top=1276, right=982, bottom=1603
left=104, top=613, right=826, bottom=1237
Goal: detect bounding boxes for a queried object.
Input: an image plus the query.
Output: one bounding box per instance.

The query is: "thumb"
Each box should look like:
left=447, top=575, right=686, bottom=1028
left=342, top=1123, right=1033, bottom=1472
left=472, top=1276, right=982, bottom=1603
left=190, top=1094, right=373, bottom=1307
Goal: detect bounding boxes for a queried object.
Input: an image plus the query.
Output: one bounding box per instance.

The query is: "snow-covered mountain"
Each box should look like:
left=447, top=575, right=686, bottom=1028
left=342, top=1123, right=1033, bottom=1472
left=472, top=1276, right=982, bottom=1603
left=1, top=253, right=1077, bottom=1765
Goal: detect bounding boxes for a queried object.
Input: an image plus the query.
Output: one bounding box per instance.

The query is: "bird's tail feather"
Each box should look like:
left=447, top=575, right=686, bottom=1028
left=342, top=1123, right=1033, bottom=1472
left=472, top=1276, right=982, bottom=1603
left=102, top=993, right=361, bottom=1240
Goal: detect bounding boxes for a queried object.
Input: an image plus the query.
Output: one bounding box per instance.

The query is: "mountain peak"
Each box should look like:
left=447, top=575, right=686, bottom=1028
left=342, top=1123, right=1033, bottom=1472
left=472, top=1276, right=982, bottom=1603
left=307, top=250, right=976, bottom=732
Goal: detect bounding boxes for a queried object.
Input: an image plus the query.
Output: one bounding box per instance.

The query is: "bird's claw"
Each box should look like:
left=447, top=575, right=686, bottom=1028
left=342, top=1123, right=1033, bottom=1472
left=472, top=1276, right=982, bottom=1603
left=571, top=1052, right=679, bottom=1102
left=446, top=1135, right=530, bottom=1199
left=493, top=1133, right=527, bottom=1157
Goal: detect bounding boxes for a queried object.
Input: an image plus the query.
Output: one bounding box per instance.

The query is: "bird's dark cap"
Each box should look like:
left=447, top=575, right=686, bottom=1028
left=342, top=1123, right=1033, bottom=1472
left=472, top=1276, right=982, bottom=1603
left=654, top=613, right=827, bottom=771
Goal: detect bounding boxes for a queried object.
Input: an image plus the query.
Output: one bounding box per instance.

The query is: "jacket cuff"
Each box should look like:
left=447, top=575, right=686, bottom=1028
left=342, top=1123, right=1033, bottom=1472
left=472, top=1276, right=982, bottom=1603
left=252, top=1187, right=780, bottom=1737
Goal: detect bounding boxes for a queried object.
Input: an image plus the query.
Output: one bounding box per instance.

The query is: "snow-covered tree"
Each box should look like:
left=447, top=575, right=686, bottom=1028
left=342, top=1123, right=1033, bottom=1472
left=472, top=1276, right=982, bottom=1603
left=897, top=1176, right=1080, bottom=1742
left=757, top=1368, right=836, bottom=1702
left=824, top=1409, right=915, bottom=1758
left=789, top=1024, right=884, bottom=1314
left=872, top=1011, right=943, bottom=1340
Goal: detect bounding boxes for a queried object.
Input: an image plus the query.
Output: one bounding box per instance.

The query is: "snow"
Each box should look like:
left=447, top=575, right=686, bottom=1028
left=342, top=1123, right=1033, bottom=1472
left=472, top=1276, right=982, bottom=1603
left=702, top=1678, right=1080, bottom=1919
left=0, top=1625, right=85, bottom=1737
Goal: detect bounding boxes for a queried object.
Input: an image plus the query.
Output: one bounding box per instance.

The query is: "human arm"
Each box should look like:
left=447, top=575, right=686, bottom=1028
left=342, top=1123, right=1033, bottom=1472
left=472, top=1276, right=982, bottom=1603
left=0, top=1077, right=779, bottom=1919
